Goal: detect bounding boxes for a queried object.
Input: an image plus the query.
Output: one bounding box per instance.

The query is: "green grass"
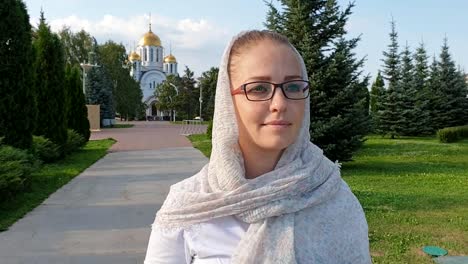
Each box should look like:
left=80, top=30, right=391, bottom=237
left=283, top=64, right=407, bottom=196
left=187, top=135, right=468, bottom=263
left=102, top=124, right=134, bottom=128
left=187, top=134, right=212, bottom=157
left=0, top=138, right=116, bottom=231
left=343, top=136, right=468, bottom=263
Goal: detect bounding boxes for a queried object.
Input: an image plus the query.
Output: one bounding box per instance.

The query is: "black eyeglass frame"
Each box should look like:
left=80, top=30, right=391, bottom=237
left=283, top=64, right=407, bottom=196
left=231, top=80, right=310, bottom=101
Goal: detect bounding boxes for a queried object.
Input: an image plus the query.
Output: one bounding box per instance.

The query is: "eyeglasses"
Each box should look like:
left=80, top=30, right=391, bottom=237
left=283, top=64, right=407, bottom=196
left=231, top=80, right=310, bottom=101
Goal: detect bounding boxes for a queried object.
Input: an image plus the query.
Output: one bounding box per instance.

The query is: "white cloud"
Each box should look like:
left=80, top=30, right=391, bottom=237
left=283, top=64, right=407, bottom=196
left=30, top=14, right=231, bottom=76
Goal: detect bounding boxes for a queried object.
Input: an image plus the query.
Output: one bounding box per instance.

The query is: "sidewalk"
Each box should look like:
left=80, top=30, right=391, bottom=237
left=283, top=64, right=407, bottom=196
left=90, top=121, right=202, bottom=152
left=0, top=147, right=208, bottom=264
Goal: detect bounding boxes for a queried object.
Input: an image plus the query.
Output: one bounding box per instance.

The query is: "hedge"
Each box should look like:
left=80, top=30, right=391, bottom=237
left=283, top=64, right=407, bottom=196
left=0, top=145, right=38, bottom=201
left=437, top=125, right=468, bottom=143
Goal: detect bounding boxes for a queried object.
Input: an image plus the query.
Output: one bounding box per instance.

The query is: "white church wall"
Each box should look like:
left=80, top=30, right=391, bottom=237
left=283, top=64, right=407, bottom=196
left=139, top=70, right=166, bottom=102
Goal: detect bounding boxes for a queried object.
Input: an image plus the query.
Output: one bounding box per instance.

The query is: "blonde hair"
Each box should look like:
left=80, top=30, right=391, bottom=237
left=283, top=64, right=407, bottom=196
left=228, top=30, right=295, bottom=80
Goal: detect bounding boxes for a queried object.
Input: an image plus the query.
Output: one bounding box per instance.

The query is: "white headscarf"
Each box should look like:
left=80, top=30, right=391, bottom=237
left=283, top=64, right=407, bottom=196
left=154, top=30, right=371, bottom=264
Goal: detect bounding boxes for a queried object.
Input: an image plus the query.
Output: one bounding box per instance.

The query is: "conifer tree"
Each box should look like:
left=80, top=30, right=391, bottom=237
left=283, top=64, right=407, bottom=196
left=370, top=71, right=386, bottom=130
left=65, top=65, right=90, bottom=141
left=198, top=67, right=218, bottom=121
left=0, top=0, right=36, bottom=149
left=398, top=44, right=416, bottom=135
left=86, top=67, right=115, bottom=126
left=377, top=19, right=405, bottom=138
left=173, top=67, right=198, bottom=120
left=436, top=38, right=467, bottom=128
left=381, top=19, right=400, bottom=88
left=427, top=56, right=444, bottom=131
left=33, top=12, right=68, bottom=153
left=411, top=42, right=432, bottom=134
left=370, top=71, right=385, bottom=114
left=265, top=0, right=369, bottom=161
left=264, top=1, right=284, bottom=33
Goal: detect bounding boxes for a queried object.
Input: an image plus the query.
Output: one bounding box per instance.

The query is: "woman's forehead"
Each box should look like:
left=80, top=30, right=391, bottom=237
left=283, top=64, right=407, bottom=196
left=233, top=47, right=302, bottom=82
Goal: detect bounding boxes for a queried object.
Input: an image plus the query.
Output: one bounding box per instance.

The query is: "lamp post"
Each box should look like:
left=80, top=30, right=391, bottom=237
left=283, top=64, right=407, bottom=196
left=80, top=61, right=99, bottom=95
left=198, top=83, right=203, bottom=121
left=169, top=83, right=179, bottom=122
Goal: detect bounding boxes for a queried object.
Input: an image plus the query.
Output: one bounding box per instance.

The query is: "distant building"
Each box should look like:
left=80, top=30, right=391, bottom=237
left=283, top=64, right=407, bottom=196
left=128, top=23, right=179, bottom=118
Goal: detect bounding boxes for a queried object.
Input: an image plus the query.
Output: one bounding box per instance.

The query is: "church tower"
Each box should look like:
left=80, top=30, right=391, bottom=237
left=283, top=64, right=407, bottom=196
left=128, top=16, right=180, bottom=119
left=164, top=53, right=178, bottom=75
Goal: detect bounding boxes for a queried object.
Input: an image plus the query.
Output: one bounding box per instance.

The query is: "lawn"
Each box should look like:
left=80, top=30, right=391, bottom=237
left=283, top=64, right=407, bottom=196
left=187, top=134, right=212, bottom=157
left=188, top=134, right=468, bottom=263
left=0, top=138, right=116, bottom=231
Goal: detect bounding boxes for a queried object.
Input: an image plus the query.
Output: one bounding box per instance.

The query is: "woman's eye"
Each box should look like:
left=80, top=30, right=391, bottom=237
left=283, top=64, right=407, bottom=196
left=247, top=85, right=269, bottom=93
left=285, top=84, right=301, bottom=93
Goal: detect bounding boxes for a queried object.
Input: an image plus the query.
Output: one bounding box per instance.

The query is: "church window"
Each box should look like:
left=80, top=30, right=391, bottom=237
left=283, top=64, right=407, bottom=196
left=150, top=48, right=154, bottom=62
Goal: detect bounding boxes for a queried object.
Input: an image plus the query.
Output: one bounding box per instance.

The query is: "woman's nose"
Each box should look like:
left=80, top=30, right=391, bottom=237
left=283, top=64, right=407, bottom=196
left=269, top=87, right=288, bottom=112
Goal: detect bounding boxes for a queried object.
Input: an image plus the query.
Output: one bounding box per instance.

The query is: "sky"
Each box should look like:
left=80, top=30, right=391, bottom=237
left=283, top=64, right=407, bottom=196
left=23, top=0, right=468, bottom=81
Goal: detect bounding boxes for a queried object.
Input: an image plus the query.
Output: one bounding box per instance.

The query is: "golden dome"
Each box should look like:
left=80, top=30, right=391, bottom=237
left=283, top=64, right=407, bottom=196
left=164, top=54, right=177, bottom=63
left=128, top=51, right=141, bottom=61
left=138, top=30, right=161, bottom=47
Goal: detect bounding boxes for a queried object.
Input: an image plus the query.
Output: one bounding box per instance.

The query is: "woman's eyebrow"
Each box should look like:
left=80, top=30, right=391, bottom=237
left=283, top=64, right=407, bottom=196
left=284, top=75, right=302, bottom=80
left=245, top=75, right=302, bottom=82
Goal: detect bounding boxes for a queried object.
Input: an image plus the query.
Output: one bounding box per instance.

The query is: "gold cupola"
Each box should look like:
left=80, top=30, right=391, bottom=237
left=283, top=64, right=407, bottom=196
left=164, top=54, right=177, bottom=63
left=138, top=22, right=161, bottom=47
left=128, top=51, right=141, bottom=61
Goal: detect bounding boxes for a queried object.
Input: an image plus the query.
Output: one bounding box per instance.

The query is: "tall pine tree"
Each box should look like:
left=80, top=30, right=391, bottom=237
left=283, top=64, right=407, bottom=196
left=377, top=19, right=405, bottom=138
left=264, top=1, right=284, bottom=33
left=0, top=0, right=36, bottom=149
left=85, top=44, right=115, bottom=127
left=198, top=67, right=218, bottom=121
left=435, top=38, right=467, bottom=128
left=370, top=71, right=385, bottom=130
left=33, top=11, right=68, bottom=153
left=174, top=66, right=198, bottom=120
left=381, top=18, right=400, bottom=87
left=411, top=42, right=432, bottom=134
left=65, top=64, right=90, bottom=141
left=427, top=55, right=445, bottom=131
left=398, top=44, right=417, bottom=135
left=265, top=0, right=369, bottom=161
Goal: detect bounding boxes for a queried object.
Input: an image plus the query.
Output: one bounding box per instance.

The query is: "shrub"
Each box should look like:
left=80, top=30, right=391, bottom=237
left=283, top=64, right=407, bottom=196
left=437, top=125, right=468, bottom=143
left=63, top=129, right=86, bottom=155
left=206, top=120, right=213, bottom=139
left=0, top=145, right=37, bottom=201
left=31, top=135, right=61, bottom=163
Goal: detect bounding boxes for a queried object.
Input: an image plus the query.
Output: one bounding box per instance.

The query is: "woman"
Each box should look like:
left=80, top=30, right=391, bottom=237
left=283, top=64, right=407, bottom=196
left=144, top=30, right=371, bottom=264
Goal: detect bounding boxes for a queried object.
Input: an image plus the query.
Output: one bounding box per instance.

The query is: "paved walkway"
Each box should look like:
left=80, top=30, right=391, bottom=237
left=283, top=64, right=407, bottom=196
left=0, top=121, right=208, bottom=264
left=90, top=121, right=195, bottom=152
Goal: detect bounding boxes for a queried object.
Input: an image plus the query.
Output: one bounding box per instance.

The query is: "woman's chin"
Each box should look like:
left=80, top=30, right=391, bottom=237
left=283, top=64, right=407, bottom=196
left=256, top=137, right=293, bottom=152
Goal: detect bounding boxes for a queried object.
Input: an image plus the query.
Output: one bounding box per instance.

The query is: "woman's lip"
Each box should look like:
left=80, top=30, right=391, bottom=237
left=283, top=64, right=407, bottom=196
left=263, top=120, right=292, bottom=125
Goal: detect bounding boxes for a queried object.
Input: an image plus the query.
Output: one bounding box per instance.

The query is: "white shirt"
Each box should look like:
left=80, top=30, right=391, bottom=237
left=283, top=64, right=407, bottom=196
left=144, top=215, right=250, bottom=264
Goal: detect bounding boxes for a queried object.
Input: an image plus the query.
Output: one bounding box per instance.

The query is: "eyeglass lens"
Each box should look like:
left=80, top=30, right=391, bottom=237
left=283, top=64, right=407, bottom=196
left=244, top=81, right=309, bottom=101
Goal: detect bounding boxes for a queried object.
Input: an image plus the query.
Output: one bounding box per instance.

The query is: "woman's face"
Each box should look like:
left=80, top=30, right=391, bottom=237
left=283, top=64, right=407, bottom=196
left=231, top=39, right=305, bottom=153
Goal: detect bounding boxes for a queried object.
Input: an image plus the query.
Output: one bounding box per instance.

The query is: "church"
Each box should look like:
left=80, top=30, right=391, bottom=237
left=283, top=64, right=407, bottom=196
left=128, top=23, right=179, bottom=119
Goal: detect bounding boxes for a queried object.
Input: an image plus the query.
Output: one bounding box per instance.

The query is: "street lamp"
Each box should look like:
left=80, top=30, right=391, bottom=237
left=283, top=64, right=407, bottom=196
left=197, top=83, right=202, bottom=121
left=80, top=61, right=99, bottom=95
left=168, top=83, right=179, bottom=122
